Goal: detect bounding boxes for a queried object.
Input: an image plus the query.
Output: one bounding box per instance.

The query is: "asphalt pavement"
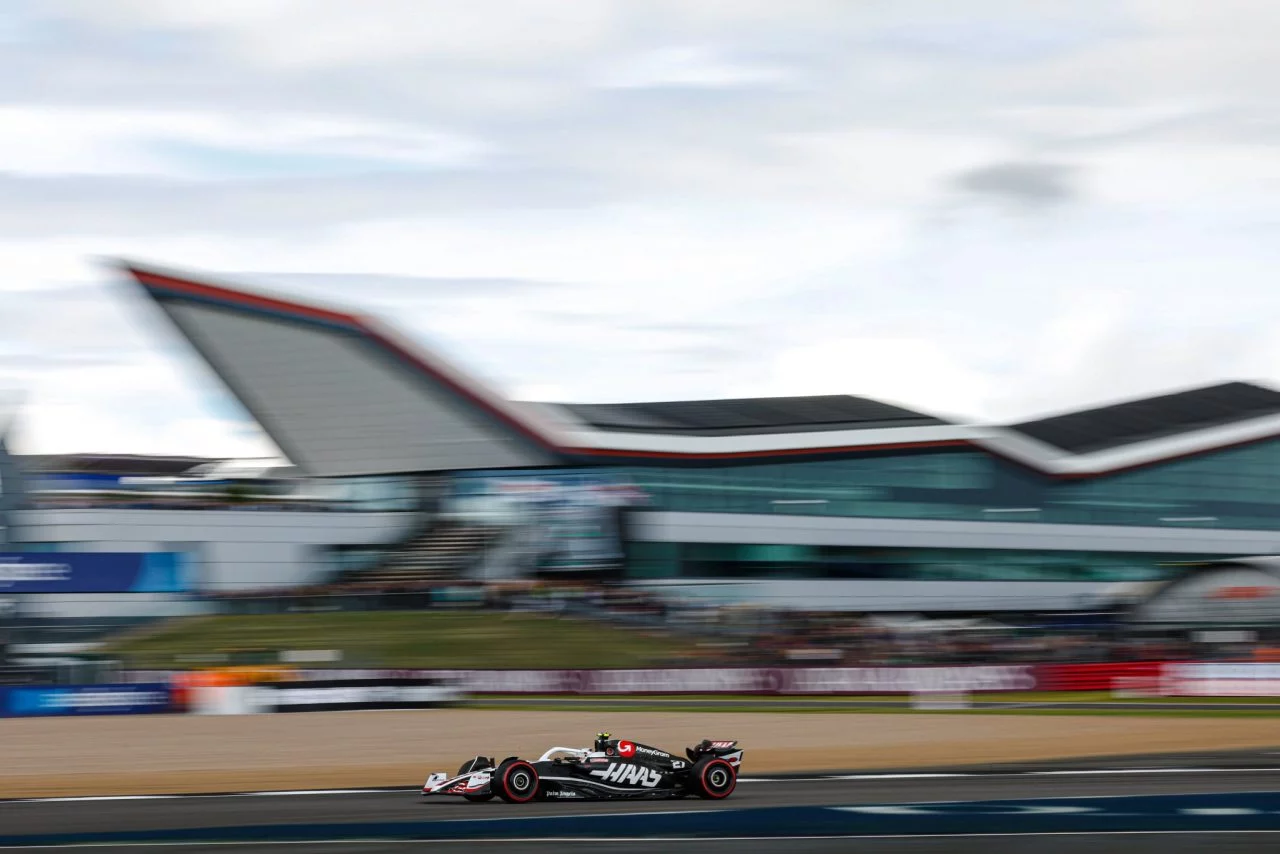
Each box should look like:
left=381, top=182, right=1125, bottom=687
left=5, top=750, right=1280, bottom=851
left=1, top=835, right=1274, bottom=854
left=6, top=761, right=1280, bottom=836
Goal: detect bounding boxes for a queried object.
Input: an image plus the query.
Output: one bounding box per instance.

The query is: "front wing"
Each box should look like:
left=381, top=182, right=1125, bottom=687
left=422, top=769, right=492, bottom=797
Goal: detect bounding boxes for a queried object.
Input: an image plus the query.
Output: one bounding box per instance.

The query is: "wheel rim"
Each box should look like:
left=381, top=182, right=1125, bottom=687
left=512, top=771, right=531, bottom=791
left=708, top=767, right=729, bottom=789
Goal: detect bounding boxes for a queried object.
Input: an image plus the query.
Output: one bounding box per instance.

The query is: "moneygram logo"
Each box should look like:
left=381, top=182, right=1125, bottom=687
left=634, top=745, right=668, bottom=758
left=616, top=740, right=636, bottom=758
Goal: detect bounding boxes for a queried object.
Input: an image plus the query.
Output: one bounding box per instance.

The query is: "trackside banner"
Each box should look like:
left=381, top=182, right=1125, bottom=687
left=276, top=666, right=1038, bottom=694
left=252, top=679, right=462, bottom=712
left=0, top=552, right=190, bottom=593
left=1162, top=662, right=1280, bottom=696
left=1, top=684, right=173, bottom=717
left=120, top=663, right=1280, bottom=696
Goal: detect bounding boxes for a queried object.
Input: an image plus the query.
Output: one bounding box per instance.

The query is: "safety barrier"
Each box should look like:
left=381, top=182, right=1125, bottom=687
left=119, top=661, right=1280, bottom=701
left=0, top=683, right=172, bottom=717
left=185, top=676, right=463, bottom=715
left=169, top=665, right=1039, bottom=695
left=1035, top=661, right=1166, bottom=692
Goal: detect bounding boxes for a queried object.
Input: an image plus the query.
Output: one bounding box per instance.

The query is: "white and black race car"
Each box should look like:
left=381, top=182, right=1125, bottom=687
left=422, top=732, right=743, bottom=803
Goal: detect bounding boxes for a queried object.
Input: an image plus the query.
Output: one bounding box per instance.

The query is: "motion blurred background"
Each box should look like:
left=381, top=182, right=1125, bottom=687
left=1, top=0, right=1279, bottom=765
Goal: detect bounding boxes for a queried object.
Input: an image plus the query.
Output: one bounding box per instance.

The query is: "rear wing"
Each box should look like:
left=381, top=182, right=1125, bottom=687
left=689, top=739, right=743, bottom=766
left=700, top=739, right=738, bottom=752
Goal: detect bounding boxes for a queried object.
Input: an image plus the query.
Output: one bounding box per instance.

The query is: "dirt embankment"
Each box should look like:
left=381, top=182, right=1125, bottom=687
left=4, top=710, right=1277, bottom=798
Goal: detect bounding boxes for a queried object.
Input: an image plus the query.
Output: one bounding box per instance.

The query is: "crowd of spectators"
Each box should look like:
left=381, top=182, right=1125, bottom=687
left=196, top=577, right=1279, bottom=667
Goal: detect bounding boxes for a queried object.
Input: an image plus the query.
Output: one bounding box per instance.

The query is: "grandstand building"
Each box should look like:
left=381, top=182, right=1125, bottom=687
left=12, top=260, right=1280, bottom=614
left=0, top=431, right=24, bottom=550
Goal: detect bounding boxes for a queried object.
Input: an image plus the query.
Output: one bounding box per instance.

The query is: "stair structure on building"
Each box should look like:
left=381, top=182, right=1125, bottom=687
left=341, top=521, right=504, bottom=591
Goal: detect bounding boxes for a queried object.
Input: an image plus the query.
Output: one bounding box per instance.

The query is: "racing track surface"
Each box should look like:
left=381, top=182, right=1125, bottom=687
left=5, top=750, right=1280, bottom=839
left=2, top=837, right=1272, bottom=854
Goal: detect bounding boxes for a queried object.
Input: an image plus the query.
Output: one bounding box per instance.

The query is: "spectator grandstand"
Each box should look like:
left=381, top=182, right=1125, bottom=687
left=3, top=262, right=1280, bottom=656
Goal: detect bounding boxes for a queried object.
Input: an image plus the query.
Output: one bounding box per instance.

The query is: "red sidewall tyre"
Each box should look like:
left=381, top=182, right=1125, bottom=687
left=694, top=757, right=736, bottom=799
left=496, top=760, right=540, bottom=803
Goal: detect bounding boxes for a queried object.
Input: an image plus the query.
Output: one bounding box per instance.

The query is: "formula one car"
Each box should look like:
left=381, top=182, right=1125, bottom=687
left=422, top=732, right=743, bottom=803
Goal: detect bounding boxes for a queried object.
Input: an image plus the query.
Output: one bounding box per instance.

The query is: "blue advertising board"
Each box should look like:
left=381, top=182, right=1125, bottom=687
left=0, top=552, right=190, bottom=593
left=1, top=684, right=172, bottom=717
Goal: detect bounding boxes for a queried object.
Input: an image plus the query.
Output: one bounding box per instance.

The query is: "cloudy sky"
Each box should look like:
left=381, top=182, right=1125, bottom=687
left=6, top=1, right=1280, bottom=459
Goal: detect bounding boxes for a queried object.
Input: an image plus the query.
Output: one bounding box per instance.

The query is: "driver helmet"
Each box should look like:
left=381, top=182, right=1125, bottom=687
left=594, top=731, right=612, bottom=753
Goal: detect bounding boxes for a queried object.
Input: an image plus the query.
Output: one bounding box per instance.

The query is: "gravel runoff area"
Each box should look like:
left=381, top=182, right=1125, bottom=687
left=3, top=709, right=1279, bottom=799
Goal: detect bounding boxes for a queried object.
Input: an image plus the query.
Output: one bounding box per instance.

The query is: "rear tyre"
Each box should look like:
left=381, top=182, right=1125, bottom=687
left=494, top=759, right=540, bottom=803
left=691, top=757, right=736, bottom=800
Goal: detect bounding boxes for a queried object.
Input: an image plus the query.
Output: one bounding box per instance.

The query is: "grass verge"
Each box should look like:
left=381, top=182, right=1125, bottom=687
left=102, top=611, right=689, bottom=669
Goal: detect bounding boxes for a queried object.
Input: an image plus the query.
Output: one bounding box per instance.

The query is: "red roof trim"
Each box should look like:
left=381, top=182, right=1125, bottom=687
left=120, top=263, right=1280, bottom=474
left=127, top=267, right=360, bottom=329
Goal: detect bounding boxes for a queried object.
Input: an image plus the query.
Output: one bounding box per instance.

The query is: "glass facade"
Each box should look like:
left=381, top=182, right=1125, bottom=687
left=323, top=476, right=421, bottom=512
left=614, top=451, right=993, bottom=522
left=626, top=542, right=1197, bottom=582
left=612, top=438, right=1280, bottom=531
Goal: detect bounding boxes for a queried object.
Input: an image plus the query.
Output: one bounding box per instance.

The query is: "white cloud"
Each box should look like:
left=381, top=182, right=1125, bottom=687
left=759, top=338, right=995, bottom=421
left=54, top=0, right=622, bottom=68
left=9, top=1, right=1280, bottom=459
left=13, top=357, right=276, bottom=458
left=597, top=45, right=798, bottom=90
left=777, top=129, right=1012, bottom=206
left=0, top=106, right=490, bottom=179
left=21, top=402, right=273, bottom=458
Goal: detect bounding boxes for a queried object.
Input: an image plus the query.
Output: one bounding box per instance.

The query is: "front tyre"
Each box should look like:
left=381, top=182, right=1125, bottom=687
left=494, top=759, right=540, bottom=804
left=691, top=757, right=736, bottom=800
left=457, top=757, right=496, bottom=802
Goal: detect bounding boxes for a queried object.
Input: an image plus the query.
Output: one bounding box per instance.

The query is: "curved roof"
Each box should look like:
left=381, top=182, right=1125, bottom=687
left=116, top=260, right=1280, bottom=478
left=1009, top=382, right=1280, bottom=455
left=558, top=396, right=950, bottom=437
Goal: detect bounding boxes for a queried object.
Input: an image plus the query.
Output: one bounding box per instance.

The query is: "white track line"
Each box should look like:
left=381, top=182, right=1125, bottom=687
left=809, top=768, right=1280, bottom=781
left=11, top=767, right=1280, bottom=804
left=2, top=831, right=1280, bottom=848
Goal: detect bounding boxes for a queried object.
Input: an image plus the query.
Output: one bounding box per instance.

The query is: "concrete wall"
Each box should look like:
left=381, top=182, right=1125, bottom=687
left=12, top=508, right=415, bottom=591
left=16, top=592, right=210, bottom=620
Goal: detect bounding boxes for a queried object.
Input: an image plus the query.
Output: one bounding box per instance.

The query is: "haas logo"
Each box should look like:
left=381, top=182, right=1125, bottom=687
left=591, top=763, right=662, bottom=788
left=617, top=740, right=636, bottom=758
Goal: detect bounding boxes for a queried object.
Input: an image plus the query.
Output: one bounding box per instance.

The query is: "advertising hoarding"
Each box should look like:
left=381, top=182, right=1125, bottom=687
left=0, top=552, right=190, bottom=593
left=1, top=683, right=172, bottom=717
